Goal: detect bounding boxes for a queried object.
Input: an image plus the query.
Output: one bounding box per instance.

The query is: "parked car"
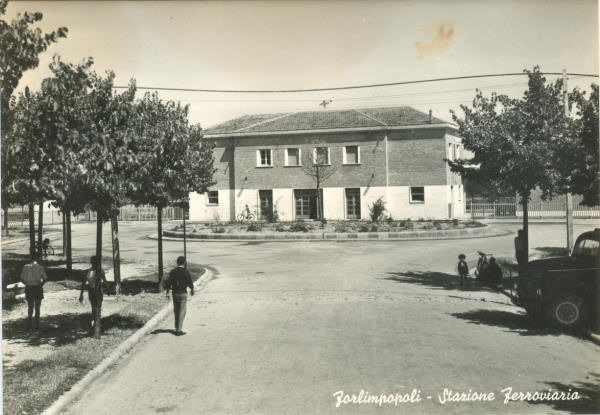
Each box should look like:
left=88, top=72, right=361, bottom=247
left=513, top=229, right=600, bottom=330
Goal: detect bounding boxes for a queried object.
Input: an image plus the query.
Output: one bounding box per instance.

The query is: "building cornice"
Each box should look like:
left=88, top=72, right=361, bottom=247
left=205, top=123, right=458, bottom=139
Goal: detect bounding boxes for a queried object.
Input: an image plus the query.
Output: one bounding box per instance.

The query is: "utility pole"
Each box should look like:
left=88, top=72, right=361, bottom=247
left=563, top=69, right=574, bottom=252
left=319, top=99, right=332, bottom=109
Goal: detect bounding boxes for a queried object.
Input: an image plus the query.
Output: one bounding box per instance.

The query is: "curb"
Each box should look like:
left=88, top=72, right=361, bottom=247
left=41, top=266, right=216, bottom=415
left=157, top=225, right=511, bottom=242
left=1, top=231, right=62, bottom=247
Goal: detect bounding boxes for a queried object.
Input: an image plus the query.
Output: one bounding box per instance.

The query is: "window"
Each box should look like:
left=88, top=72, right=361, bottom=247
left=343, top=145, right=360, bottom=164
left=257, top=149, right=273, bottom=167
left=448, top=143, right=453, bottom=161
left=314, top=147, right=330, bottom=165
left=458, top=184, right=462, bottom=202
left=410, top=187, right=425, bottom=203
left=207, top=190, right=218, bottom=205
left=573, top=238, right=599, bottom=259
left=285, top=148, right=301, bottom=166
left=453, top=144, right=458, bottom=161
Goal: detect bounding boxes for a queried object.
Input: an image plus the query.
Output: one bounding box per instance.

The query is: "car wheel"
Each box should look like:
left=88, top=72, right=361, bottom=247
left=547, top=294, right=589, bottom=330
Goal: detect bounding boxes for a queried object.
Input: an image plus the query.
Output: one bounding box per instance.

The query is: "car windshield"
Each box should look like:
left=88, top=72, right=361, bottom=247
left=572, top=237, right=600, bottom=259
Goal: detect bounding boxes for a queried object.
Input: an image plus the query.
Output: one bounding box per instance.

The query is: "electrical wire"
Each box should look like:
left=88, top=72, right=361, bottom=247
left=113, top=72, right=598, bottom=94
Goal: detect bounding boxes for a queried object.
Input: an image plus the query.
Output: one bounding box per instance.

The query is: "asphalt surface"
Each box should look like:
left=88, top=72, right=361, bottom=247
left=4, top=221, right=599, bottom=414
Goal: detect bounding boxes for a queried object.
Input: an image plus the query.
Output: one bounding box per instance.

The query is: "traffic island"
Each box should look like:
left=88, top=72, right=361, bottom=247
left=161, top=223, right=508, bottom=241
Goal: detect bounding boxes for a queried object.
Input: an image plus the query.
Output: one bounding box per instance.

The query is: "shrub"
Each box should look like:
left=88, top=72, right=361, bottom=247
left=290, top=220, right=312, bottom=232
left=405, top=219, right=414, bottom=230
left=358, top=224, right=370, bottom=232
left=385, top=215, right=394, bottom=224
left=433, top=221, right=442, bottom=230
left=370, top=224, right=379, bottom=232
left=247, top=222, right=261, bottom=232
left=368, top=197, right=387, bottom=223
left=452, top=218, right=459, bottom=226
left=334, top=222, right=348, bottom=233
left=212, top=226, right=225, bottom=233
left=275, top=224, right=286, bottom=232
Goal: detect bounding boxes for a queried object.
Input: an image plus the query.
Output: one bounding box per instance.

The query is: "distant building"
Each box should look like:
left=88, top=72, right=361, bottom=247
left=189, top=107, right=466, bottom=222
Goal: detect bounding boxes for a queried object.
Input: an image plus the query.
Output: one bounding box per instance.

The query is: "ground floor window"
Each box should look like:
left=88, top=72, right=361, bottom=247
left=345, top=188, right=361, bottom=219
left=410, top=186, right=425, bottom=203
left=207, top=190, right=219, bottom=205
left=294, top=189, right=321, bottom=219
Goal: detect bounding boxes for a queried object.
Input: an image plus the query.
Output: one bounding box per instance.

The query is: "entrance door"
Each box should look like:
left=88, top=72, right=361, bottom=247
left=345, top=188, right=361, bottom=219
left=259, top=190, right=273, bottom=220
left=294, top=189, right=320, bottom=220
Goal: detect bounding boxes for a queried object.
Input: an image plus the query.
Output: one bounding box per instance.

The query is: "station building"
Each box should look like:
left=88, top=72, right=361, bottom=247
left=189, top=106, right=466, bottom=222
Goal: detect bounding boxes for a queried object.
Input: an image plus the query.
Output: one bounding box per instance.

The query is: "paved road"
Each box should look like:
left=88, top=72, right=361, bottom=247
left=5, top=221, right=600, bottom=414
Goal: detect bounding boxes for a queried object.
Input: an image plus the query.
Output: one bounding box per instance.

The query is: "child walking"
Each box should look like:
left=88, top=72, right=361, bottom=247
left=458, top=254, right=469, bottom=289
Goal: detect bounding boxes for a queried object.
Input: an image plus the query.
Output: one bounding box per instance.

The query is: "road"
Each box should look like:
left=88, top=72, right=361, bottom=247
left=5, top=221, right=599, bottom=414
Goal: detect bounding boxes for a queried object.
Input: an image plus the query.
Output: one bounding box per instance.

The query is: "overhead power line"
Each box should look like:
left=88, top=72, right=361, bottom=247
left=113, top=72, right=598, bottom=94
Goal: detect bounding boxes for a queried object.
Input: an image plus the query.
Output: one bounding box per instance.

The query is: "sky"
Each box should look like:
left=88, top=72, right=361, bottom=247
left=5, top=0, right=599, bottom=128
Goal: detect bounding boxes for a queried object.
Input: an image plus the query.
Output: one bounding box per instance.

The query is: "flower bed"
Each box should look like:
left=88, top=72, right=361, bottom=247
left=169, top=219, right=484, bottom=235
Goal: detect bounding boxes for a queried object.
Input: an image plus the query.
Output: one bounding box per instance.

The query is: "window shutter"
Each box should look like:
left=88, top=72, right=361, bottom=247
left=342, top=147, right=347, bottom=164
left=327, top=147, right=331, bottom=164
left=357, top=146, right=361, bottom=163
left=298, top=148, right=302, bottom=166
left=284, top=149, right=288, bottom=166
left=256, top=150, right=260, bottom=166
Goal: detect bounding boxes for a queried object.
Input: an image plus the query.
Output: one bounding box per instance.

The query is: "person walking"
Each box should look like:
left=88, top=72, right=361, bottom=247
left=79, top=256, right=107, bottom=338
left=164, top=256, right=194, bottom=336
left=20, top=252, right=48, bottom=330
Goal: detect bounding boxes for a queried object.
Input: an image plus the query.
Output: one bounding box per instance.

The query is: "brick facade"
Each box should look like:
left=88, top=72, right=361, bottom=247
left=189, top=107, right=466, bottom=222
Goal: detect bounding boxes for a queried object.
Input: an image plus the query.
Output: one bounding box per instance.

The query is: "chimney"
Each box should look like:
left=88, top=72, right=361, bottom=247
left=428, top=109, right=432, bottom=124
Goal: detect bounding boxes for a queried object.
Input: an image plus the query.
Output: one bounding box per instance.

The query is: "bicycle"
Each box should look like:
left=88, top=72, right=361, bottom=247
left=34, top=238, right=54, bottom=257
left=237, top=205, right=256, bottom=221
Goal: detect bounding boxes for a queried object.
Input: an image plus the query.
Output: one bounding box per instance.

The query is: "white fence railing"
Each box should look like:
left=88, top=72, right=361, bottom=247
left=467, top=202, right=600, bottom=218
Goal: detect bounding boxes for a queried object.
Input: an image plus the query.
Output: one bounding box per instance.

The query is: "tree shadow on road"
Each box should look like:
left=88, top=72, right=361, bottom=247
left=527, top=373, right=600, bottom=414
left=384, top=271, right=497, bottom=293
left=448, top=309, right=593, bottom=342
left=2, top=312, right=146, bottom=347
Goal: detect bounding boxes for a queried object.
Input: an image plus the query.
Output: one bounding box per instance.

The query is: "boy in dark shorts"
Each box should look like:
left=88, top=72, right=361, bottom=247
left=20, top=252, right=48, bottom=330
left=458, top=254, right=469, bottom=289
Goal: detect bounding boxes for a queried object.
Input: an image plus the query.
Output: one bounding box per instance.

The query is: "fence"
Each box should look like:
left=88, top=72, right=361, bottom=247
left=2, top=205, right=186, bottom=229
left=467, top=201, right=600, bottom=219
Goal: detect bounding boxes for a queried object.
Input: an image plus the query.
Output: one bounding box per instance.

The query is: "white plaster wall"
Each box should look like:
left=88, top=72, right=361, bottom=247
left=386, top=185, right=450, bottom=220
left=235, top=188, right=260, bottom=220
left=188, top=191, right=231, bottom=222
left=323, top=187, right=345, bottom=220
left=273, top=188, right=294, bottom=221
left=360, top=186, right=388, bottom=221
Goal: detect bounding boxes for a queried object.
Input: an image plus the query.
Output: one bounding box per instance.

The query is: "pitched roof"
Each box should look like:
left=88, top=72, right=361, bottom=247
left=204, top=106, right=447, bottom=136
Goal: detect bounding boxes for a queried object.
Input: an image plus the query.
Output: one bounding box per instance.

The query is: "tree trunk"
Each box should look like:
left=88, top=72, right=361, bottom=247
left=28, top=204, right=35, bottom=258
left=157, top=206, right=164, bottom=292
left=96, top=213, right=102, bottom=266
left=3, top=207, right=9, bottom=236
left=62, top=211, right=66, bottom=255
left=37, top=202, right=44, bottom=257
left=66, top=209, right=72, bottom=271
left=111, top=214, right=121, bottom=295
left=183, top=208, right=187, bottom=269
left=522, top=198, right=529, bottom=265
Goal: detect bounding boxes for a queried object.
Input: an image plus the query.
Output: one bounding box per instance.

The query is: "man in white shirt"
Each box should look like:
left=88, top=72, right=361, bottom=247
left=20, top=253, right=48, bottom=330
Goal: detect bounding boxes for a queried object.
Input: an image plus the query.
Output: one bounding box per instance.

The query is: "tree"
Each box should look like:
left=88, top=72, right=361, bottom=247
left=559, top=83, right=599, bottom=206
left=129, top=94, right=215, bottom=290
left=0, top=0, right=67, bottom=236
left=448, top=67, right=570, bottom=262
left=300, top=143, right=338, bottom=220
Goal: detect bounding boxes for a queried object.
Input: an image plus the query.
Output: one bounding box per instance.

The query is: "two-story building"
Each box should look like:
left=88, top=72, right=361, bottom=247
left=189, top=106, right=466, bottom=222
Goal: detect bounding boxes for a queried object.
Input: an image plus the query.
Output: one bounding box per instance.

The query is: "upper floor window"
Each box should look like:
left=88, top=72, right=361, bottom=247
left=410, top=186, right=425, bottom=203
left=257, top=149, right=273, bottom=167
left=207, top=190, right=219, bottom=205
left=313, top=147, right=330, bottom=165
left=343, top=145, right=360, bottom=164
left=285, top=148, right=301, bottom=166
